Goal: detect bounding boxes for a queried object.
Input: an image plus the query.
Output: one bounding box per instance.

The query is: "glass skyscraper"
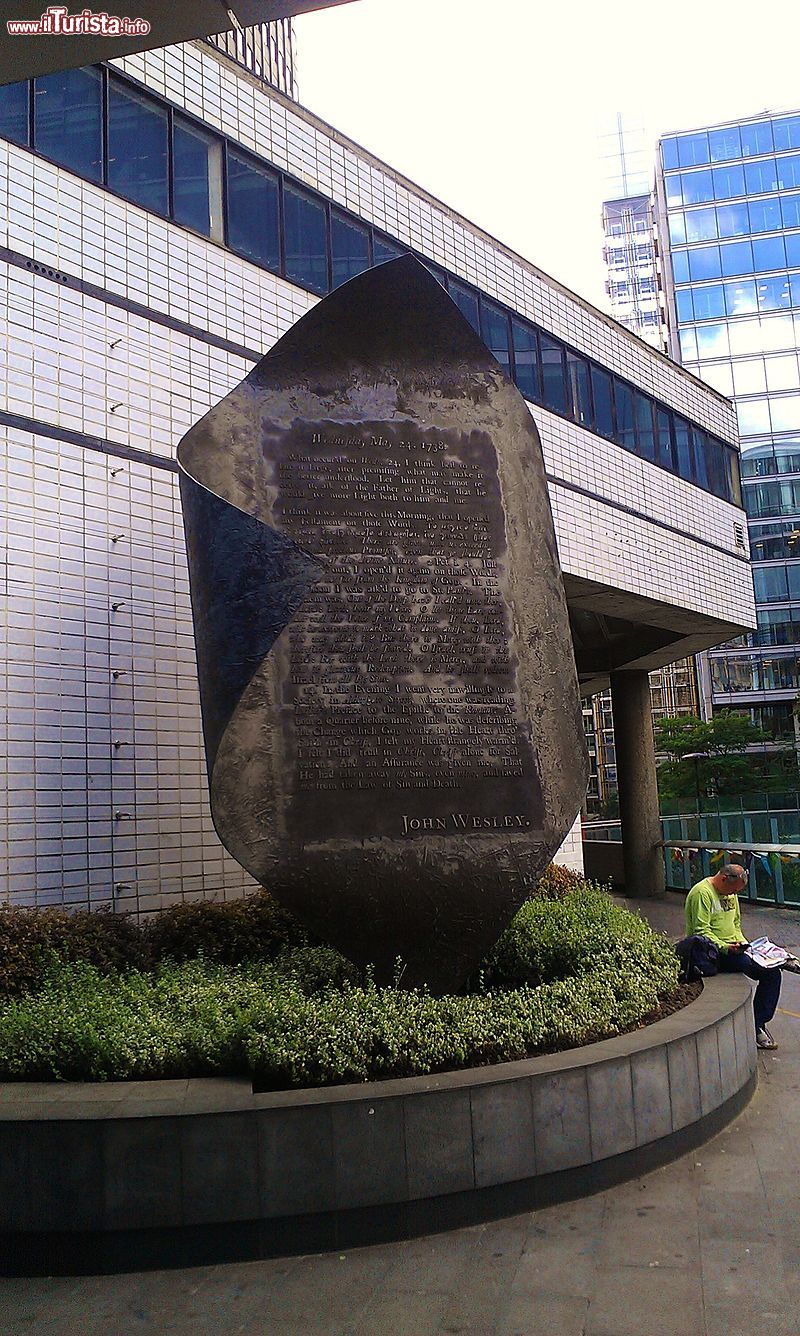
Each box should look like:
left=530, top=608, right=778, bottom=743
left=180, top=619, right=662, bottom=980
left=656, top=111, right=800, bottom=748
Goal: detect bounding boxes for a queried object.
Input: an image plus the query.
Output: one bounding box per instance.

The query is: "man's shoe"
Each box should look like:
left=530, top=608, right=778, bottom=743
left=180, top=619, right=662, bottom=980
left=782, top=956, right=800, bottom=974
left=756, top=1026, right=778, bottom=1050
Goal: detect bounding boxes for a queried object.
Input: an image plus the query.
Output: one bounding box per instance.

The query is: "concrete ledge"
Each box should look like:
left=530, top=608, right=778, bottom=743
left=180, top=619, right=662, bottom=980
left=0, top=976, right=757, bottom=1275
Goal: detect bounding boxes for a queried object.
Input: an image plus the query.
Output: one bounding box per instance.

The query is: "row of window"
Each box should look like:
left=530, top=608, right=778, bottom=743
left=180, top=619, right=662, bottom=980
left=0, top=65, right=741, bottom=505
left=679, top=312, right=800, bottom=363
left=668, top=195, right=800, bottom=245
left=744, top=478, right=800, bottom=519
left=676, top=274, right=800, bottom=323
left=672, top=235, right=800, bottom=283
left=752, top=562, right=800, bottom=604
left=711, top=653, right=800, bottom=694
left=737, top=396, right=800, bottom=438
left=662, top=118, right=800, bottom=171
left=666, top=154, right=800, bottom=207
left=744, top=448, right=800, bottom=479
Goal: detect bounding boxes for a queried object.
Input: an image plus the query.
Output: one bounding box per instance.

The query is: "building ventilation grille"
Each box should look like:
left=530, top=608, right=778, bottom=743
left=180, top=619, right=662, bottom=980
left=733, top=522, right=746, bottom=550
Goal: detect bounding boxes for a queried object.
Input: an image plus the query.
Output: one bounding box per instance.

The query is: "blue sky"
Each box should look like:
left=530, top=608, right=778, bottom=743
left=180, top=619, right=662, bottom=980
left=295, top=0, right=800, bottom=311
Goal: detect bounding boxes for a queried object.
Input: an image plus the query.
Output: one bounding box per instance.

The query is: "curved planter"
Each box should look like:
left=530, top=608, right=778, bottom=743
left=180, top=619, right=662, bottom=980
left=0, top=975, right=756, bottom=1275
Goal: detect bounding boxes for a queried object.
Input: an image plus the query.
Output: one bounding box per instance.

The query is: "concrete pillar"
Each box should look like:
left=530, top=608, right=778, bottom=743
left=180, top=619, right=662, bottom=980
left=610, top=669, right=665, bottom=898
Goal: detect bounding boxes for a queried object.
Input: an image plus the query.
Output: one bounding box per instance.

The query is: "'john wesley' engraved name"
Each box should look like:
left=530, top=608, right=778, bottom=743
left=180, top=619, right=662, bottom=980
left=401, top=813, right=533, bottom=835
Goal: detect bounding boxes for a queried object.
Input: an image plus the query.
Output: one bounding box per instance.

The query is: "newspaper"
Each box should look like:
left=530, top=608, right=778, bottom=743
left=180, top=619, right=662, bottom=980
left=745, top=936, right=791, bottom=968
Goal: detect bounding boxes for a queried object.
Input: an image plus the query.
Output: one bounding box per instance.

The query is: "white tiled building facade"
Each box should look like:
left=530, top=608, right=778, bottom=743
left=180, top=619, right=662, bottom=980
left=0, top=40, right=755, bottom=910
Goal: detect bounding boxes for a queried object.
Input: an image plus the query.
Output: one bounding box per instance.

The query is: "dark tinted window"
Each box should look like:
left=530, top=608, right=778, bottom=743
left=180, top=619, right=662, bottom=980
left=565, top=351, right=592, bottom=429
left=284, top=183, right=328, bottom=293
left=510, top=319, right=539, bottom=401
left=614, top=380, right=636, bottom=451
left=331, top=212, right=369, bottom=288
left=372, top=234, right=404, bottom=265
left=449, top=278, right=480, bottom=333
left=633, top=391, right=655, bottom=462
left=674, top=416, right=693, bottom=482
left=720, top=240, right=753, bottom=276
left=590, top=366, right=614, bottom=439
left=655, top=408, right=674, bottom=470
left=108, top=78, right=168, bottom=214
left=173, top=117, right=222, bottom=239
left=752, top=234, right=786, bottom=271
left=540, top=335, right=567, bottom=415
left=226, top=147, right=280, bottom=270
left=0, top=80, right=29, bottom=146
left=34, top=66, right=102, bottom=182
left=688, top=246, right=721, bottom=280
left=479, top=299, right=510, bottom=372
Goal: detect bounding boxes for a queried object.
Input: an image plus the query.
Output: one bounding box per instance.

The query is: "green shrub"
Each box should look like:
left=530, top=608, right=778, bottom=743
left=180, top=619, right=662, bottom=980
left=0, top=906, right=147, bottom=996
left=144, top=892, right=312, bottom=966
left=0, top=888, right=681, bottom=1086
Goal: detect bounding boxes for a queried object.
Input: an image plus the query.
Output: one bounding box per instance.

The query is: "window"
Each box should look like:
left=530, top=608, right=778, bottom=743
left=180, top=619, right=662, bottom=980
left=766, top=355, right=800, bottom=392
left=590, top=365, right=614, bottom=439
left=661, top=138, right=679, bottom=170
left=331, top=212, right=369, bottom=288
left=715, top=202, right=750, bottom=238
left=565, top=351, right=592, bottom=429
left=774, top=116, right=800, bottom=152
left=226, top=147, right=280, bottom=271
left=724, top=278, right=757, bottom=316
left=655, top=408, right=674, bottom=470
left=719, top=240, right=753, bottom=276
left=677, top=132, right=710, bottom=167
left=744, top=158, right=779, bottom=194
left=685, top=207, right=717, bottom=242
left=449, top=278, right=480, bottom=332
left=34, top=66, right=102, bottom=182
left=708, top=126, right=742, bottom=162
left=754, top=566, right=789, bottom=602
left=748, top=198, right=782, bottom=233
left=673, top=416, right=693, bottom=482
left=479, top=299, right=511, bottom=373
left=695, top=323, right=729, bottom=359
left=373, top=234, right=404, bottom=265
left=736, top=399, right=771, bottom=436
left=740, top=121, right=774, bottom=157
left=733, top=359, right=766, bottom=394
left=781, top=194, right=800, bottom=229
left=675, top=289, right=693, bottom=321
left=712, top=163, right=745, bottom=199
left=108, top=78, right=168, bottom=214
left=633, top=391, right=655, bottom=462
left=511, top=319, right=540, bottom=401
left=776, top=154, right=800, bottom=190
left=752, top=234, right=786, bottom=272
left=284, top=183, right=328, bottom=293
left=681, top=169, right=713, bottom=205
left=173, top=116, right=223, bottom=240
left=692, top=285, right=725, bottom=320
left=679, top=328, right=698, bottom=360
left=540, top=335, right=567, bottom=415
left=665, top=173, right=683, bottom=206
left=770, top=395, right=800, bottom=432
left=0, top=80, right=29, bottom=146
left=613, top=379, right=636, bottom=451
left=668, top=213, right=687, bottom=245
left=672, top=250, right=690, bottom=283
left=757, top=275, right=791, bottom=312
left=688, top=246, right=721, bottom=280
left=786, top=234, right=800, bottom=267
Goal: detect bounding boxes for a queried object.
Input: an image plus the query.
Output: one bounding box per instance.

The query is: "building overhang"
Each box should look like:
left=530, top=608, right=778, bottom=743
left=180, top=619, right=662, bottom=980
left=0, top=0, right=357, bottom=85
left=565, top=573, right=752, bottom=698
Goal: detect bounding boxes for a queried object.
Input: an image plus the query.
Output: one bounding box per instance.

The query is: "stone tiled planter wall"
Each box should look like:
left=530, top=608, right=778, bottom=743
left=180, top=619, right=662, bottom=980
left=0, top=975, right=756, bottom=1275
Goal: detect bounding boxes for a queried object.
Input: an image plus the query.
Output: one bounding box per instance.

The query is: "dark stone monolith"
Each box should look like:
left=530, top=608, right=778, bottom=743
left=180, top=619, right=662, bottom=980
left=178, top=256, right=588, bottom=991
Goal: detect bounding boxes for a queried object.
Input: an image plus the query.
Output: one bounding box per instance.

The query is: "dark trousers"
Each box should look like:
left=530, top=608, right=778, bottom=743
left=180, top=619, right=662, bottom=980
left=717, top=951, right=781, bottom=1029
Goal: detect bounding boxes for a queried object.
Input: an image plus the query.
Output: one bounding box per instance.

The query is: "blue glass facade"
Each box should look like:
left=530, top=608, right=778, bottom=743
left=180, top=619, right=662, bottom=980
left=660, top=112, right=800, bottom=740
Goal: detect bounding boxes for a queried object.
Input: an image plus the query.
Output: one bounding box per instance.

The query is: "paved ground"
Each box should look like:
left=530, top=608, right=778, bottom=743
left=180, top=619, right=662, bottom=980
left=4, top=891, right=800, bottom=1336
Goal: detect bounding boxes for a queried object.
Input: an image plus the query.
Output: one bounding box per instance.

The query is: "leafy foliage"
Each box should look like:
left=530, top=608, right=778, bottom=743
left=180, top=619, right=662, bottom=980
left=654, top=709, right=797, bottom=803
left=0, top=885, right=680, bottom=1086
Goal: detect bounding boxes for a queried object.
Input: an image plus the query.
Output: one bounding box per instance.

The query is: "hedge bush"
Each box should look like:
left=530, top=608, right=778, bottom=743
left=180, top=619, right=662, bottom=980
left=0, top=886, right=681, bottom=1086
left=0, top=864, right=582, bottom=998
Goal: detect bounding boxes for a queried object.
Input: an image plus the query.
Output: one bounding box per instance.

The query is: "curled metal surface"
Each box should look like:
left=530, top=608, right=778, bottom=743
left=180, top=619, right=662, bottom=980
left=177, top=256, right=588, bottom=991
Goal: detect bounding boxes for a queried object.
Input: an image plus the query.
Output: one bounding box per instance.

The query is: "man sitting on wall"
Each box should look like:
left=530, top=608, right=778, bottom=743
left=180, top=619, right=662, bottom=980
left=685, top=863, right=781, bottom=1050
